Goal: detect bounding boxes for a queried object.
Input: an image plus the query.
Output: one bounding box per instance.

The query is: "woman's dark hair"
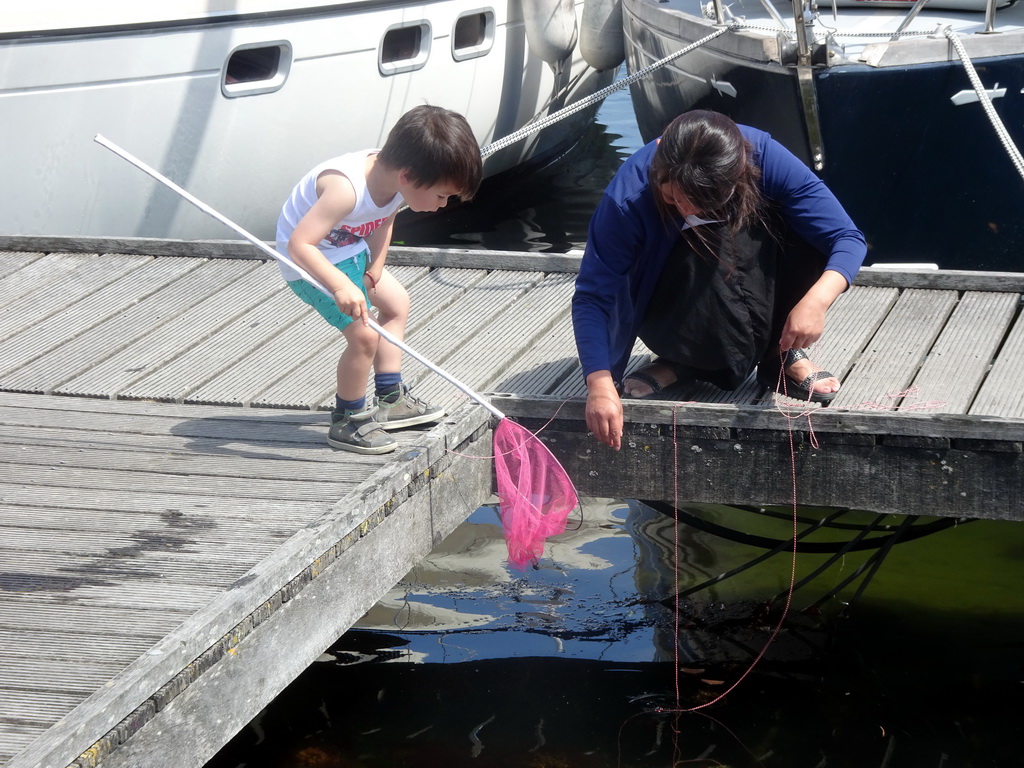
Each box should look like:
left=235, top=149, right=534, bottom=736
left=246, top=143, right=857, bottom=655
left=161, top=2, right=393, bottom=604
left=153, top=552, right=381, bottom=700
left=650, top=110, right=763, bottom=235
left=377, top=105, right=482, bottom=200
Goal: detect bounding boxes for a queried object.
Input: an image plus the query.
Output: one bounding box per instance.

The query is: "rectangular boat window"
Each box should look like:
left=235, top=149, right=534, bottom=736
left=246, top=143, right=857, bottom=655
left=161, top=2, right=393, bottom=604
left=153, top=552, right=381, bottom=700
left=452, top=10, right=494, bottom=61
left=222, top=42, right=292, bottom=98
left=380, top=22, right=432, bottom=75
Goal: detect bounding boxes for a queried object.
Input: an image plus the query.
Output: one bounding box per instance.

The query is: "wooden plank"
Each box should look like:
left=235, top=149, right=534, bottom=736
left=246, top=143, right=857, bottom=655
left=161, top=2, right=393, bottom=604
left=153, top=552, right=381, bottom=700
left=489, top=305, right=579, bottom=396
left=0, top=392, right=418, bottom=462
left=0, top=658, right=133, bottom=695
left=0, top=397, right=328, bottom=449
left=0, top=724, right=45, bottom=764
left=829, top=288, right=958, bottom=408
left=0, top=691, right=78, bottom=764
left=0, top=426, right=367, bottom=481
left=254, top=267, right=489, bottom=410
left=531, top=284, right=900, bottom=408
left=1, top=457, right=351, bottom=501
left=118, top=287, right=304, bottom=403
left=183, top=267, right=427, bottom=407
left=0, top=250, right=43, bottom=282
left=0, top=257, right=204, bottom=380
left=0, top=690, right=82, bottom=726
left=395, top=269, right=545, bottom=390
left=548, top=347, right=656, bottom=400
left=0, top=260, right=259, bottom=395
left=83, top=416, right=493, bottom=768
left=182, top=303, right=335, bottom=406
left=2, top=403, right=490, bottom=768
left=0, top=236, right=269, bottom=260
left=0, top=422, right=352, bottom=469
left=0, top=630, right=152, bottom=663
left=0, top=574, right=226, bottom=612
left=971, top=307, right=1024, bottom=418
left=690, top=371, right=764, bottom=405
left=816, top=285, right=901, bottom=381
left=410, top=272, right=576, bottom=411
left=0, top=553, right=280, bottom=591
left=0, top=530, right=278, bottom=562
left=0, top=478, right=334, bottom=520
left=0, top=598, right=193, bottom=636
left=0, top=542, right=283, bottom=580
left=4, top=238, right=1024, bottom=288
left=0, top=254, right=152, bottom=343
left=855, top=266, right=1024, bottom=292
left=539, top=422, right=1024, bottom=518
left=387, top=244, right=584, bottom=273
left=904, top=292, right=1019, bottom=415
left=0, top=528, right=285, bottom=563
left=0, top=252, right=81, bottom=309
left=496, top=393, right=1024, bottom=442
left=0, top=505, right=313, bottom=541
left=52, top=262, right=282, bottom=399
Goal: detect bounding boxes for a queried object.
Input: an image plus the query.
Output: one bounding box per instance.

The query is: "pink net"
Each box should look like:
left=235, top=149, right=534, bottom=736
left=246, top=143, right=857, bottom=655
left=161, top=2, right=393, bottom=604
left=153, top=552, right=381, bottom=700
left=493, top=419, right=578, bottom=569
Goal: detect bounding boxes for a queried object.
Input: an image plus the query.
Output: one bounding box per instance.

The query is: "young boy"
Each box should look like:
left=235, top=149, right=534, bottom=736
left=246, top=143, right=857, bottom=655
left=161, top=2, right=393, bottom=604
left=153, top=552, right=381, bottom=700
left=276, top=105, right=482, bottom=454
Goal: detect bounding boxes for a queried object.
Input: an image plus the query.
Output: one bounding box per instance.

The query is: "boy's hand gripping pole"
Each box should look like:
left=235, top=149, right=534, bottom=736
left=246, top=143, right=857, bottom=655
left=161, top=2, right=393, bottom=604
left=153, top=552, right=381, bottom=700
left=93, top=134, right=505, bottom=420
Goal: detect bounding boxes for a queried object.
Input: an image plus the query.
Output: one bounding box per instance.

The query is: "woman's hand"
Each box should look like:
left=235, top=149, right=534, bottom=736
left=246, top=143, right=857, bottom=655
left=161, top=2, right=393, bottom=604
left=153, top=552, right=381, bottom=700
left=779, top=270, right=848, bottom=351
left=780, top=297, right=828, bottom=351
left=585, top=371, right=623, bottom=450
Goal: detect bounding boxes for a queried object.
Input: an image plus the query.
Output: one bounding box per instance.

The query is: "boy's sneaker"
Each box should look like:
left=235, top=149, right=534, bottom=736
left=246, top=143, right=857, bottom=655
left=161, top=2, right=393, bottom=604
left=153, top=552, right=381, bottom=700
left=374, top=385, right=445, bottom=430
left=327, top=407, right=396, bottom=454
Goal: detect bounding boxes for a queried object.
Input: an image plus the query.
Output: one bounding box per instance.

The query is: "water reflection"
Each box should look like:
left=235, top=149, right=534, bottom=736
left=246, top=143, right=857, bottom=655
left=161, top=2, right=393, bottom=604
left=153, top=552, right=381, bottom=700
left=207, top=499, right=1024, bottom=768
left=355, top=501, right=664, bottom=662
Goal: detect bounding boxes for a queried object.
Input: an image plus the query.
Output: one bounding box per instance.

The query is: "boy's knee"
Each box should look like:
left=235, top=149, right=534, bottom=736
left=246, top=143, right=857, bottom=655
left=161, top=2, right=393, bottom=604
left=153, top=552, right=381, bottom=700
left=374, top=275, right=410, bottom=320
left=345, top=323, right=379, bottom=354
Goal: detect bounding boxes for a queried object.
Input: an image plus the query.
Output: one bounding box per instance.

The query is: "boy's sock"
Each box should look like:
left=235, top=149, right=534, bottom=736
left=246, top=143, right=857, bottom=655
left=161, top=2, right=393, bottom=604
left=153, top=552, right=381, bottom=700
left=335, top=395, right=366, bottom=414
left=374, top=372, right=403, bottom=403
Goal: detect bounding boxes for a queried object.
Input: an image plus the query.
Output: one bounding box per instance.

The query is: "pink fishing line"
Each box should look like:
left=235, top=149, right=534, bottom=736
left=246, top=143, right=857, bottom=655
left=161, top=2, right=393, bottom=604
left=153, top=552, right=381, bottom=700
left=493, top=419, right=578, bottom=569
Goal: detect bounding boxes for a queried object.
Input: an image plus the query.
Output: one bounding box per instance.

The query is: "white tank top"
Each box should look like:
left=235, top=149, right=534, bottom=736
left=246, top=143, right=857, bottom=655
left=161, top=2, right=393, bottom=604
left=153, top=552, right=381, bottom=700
left=275, top=150, right=403, bottom=281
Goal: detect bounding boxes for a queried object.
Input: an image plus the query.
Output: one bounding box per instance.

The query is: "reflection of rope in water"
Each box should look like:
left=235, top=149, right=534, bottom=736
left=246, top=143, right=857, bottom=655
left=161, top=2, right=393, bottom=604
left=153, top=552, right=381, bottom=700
left=649, top=502, right=968, bottom=552
left=642, top=501, right=970, bottom=611
left=644, top=397, right=973, bottom=717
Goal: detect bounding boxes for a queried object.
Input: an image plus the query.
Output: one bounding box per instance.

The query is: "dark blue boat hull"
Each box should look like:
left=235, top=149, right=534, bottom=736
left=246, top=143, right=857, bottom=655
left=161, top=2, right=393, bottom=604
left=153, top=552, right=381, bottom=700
left=625, top=25, right=1024, bottom=269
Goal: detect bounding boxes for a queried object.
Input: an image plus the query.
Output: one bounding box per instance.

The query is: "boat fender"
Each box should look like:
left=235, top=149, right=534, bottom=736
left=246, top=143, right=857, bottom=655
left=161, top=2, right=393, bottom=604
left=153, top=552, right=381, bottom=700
left=522, top=0, right=579, bottom=68
left=580, top=0, right=625, bottom=71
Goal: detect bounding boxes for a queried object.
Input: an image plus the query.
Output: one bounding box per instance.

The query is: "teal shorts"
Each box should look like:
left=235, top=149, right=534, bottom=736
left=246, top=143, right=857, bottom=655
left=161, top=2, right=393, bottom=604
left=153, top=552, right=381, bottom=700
left=287, top=250, right=371, bottom=332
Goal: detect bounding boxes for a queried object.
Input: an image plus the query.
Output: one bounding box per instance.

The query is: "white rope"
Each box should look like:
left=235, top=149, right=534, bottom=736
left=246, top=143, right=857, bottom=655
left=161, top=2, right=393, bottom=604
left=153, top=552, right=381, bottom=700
left=945, top=28, right=1024, bottom=180
left=479, top=26, right=733, bottom=158
left=475, top=16, right=938, bottom=161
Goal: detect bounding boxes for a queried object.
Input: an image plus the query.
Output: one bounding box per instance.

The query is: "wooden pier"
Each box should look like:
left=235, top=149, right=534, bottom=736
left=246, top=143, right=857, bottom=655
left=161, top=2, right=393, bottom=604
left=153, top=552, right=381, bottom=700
left=2, top=236, right=1023, bottom=768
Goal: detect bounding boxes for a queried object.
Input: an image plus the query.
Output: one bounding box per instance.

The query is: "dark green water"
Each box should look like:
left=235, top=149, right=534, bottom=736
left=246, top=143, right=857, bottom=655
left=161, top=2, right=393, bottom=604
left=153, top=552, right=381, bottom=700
left=206, top=500, right=1024, bottom=768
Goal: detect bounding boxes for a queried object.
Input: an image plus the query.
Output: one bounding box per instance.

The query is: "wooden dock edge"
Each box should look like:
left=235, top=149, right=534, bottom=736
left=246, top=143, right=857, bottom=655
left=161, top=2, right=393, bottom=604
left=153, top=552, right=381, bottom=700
left=7, top=404, right=495, bottom=768
left=5, top=235, right=1024, bottom=291
left=493, top=394, right=1024, bottom=521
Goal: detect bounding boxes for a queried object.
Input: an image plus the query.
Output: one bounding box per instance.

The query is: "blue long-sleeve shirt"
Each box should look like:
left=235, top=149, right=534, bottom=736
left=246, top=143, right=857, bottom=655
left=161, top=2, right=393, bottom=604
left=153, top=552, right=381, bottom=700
left=571, top=126, right=867, bottom=382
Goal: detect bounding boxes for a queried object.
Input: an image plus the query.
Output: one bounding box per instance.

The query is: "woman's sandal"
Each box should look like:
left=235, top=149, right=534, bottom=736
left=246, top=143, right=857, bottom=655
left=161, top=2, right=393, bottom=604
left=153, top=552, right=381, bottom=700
left=622, top=360, right=686, bottom=399
left=780, top=348, right=839, bottom=404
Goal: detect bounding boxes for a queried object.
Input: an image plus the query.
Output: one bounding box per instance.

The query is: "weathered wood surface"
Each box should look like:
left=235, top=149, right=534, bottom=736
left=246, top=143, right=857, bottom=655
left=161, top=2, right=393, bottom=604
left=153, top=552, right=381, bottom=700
left=3, top=237, right=1024, bottom=768
left=0, top=392, right=492, bottom=768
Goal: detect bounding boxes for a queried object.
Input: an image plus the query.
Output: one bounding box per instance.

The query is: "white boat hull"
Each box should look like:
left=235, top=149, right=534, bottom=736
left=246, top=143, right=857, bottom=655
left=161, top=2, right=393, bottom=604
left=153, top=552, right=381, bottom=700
left=1, top=1, right=614, bottom=239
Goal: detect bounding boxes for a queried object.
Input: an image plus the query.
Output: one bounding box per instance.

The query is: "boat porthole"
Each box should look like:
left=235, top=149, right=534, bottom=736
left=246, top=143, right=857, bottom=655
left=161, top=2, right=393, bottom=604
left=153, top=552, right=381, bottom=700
left=221, top=41, right=292, bottom=98
left=452, top=9, right=495, bottom=61
left=379, top=22, right=432, bottom=76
